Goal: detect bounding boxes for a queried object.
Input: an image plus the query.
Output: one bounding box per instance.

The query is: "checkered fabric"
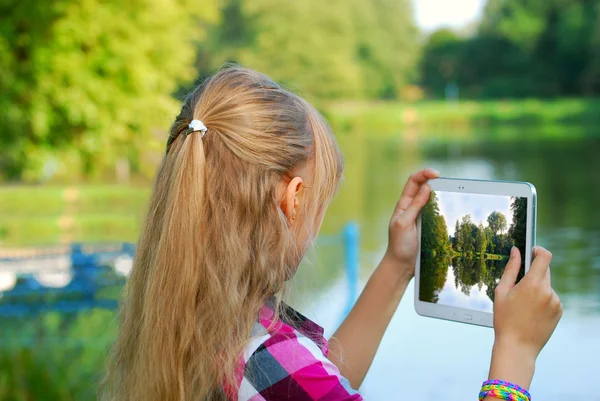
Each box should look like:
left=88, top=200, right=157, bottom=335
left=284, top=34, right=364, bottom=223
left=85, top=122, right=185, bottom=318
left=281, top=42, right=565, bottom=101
left=225, top=301, right=363, bottom=401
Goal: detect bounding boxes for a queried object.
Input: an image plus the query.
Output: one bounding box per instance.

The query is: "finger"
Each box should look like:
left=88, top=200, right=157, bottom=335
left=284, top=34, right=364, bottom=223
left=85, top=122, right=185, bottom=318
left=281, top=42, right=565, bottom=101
left=394, top=184, right=431, bottom=227
left=395, top=169, right=440, bottom=212
left=496, top=247, right=521, bottom=294
left=551, top=291, right=563, bottom=319
left=544, top=263, right=551, bottom=286
left=528, top=246, right=552, bottom=280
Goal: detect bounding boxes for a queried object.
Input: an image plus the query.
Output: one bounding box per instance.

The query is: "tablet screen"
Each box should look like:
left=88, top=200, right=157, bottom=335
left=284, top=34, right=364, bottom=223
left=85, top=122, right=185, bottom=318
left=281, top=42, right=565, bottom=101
left=419, top=191, right=527, bottom=313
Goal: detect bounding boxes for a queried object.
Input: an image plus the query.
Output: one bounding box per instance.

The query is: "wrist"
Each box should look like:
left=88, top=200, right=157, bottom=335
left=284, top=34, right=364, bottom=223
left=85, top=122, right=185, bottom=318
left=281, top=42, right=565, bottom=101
left=380, top=252, right=414, bottom=285
left=488, top=338, right=536, bottom=390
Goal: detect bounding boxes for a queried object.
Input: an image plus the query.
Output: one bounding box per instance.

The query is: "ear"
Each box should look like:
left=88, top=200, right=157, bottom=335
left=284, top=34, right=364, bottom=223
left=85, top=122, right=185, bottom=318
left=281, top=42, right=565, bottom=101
left=281, top=177, right=303, bottom=224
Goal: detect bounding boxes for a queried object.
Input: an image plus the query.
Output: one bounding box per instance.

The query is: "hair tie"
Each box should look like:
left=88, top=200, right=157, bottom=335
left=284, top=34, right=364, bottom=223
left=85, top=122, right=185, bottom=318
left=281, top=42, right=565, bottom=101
left=186, top=119, right=208, bottom=137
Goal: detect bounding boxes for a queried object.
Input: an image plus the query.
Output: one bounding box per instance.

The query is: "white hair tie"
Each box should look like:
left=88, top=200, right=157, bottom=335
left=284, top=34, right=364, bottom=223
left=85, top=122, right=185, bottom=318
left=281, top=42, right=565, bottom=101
left=186, top=119, right=208, bottom=137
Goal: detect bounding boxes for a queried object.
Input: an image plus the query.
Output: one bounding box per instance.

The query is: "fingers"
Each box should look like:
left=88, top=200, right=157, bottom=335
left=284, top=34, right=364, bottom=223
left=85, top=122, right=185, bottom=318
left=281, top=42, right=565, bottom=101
left=496, top=247, right=521, bottom=295
left=393, top=184, right=431, bottom=228
left=528, top=246, right=553, bottom=280
left=394, top=168, right=440, bottom=215
left=544, top=264, right=551, bottom=286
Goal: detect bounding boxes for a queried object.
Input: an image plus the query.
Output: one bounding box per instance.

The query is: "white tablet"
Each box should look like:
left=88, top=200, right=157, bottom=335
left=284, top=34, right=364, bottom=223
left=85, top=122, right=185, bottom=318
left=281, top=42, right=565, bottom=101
left=415, top=178, right=537, bottom=327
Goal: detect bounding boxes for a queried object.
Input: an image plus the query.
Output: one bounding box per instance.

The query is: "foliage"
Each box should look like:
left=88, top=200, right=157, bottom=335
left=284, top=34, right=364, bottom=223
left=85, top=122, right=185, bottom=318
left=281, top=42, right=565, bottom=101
left=0, top=0, right=218, bottom=181
left=487, top=211, right=508, bottom=235
left=508, top=196, right=528, bottom=279
left=203, top=0, right=418, bottom=100
left=0, top=310, right=117, bottom=400
left=420, top=192, right=451, bottom=259
left=420, top=195, right=530, bottom=304
left=453, top=211, right=515, bottom=257
left=420, top=0, right=600, bottom=98
left=419, top=193, right=451, bottom=303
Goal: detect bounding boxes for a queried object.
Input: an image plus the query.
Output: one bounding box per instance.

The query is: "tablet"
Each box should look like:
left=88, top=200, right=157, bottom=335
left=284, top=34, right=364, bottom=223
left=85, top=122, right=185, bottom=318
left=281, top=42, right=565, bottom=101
left=415, top=178, right=537, bottom=327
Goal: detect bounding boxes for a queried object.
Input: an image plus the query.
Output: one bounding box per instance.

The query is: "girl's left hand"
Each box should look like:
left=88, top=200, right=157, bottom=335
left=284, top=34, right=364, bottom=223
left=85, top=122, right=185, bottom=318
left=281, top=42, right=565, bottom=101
left=385, top=168, right=440, bottom=281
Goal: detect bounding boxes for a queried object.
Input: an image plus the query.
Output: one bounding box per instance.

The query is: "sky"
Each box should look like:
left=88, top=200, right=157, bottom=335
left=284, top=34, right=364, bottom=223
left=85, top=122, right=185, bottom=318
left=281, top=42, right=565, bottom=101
left=413, top=0, right=487, bottom=31
left=435, top=191, right=514, bottom=233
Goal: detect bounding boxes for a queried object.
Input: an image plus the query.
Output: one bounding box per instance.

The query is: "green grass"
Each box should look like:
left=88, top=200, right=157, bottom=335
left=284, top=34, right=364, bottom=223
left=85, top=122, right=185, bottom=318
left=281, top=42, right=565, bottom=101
left=326, top=98, right=600, bottom=136
left=0, top=186, right=151, bottom=218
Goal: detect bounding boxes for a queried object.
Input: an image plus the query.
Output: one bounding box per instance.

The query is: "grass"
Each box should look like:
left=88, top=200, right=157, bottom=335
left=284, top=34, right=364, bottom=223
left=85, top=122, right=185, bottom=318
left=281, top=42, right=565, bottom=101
left=325, top=98, right=600, bottom=137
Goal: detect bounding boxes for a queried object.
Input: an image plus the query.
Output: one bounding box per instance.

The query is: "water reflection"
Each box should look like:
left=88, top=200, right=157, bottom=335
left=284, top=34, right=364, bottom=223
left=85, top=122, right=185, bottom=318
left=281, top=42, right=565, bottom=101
left=321, top=134, right=600, bottom=314
left=300, top=131, right=600, bottom=399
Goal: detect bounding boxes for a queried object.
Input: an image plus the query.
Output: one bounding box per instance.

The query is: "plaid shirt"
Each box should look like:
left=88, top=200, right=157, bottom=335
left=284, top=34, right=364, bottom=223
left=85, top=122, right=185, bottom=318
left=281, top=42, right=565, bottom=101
left=225, top=301, right=363, bottom=401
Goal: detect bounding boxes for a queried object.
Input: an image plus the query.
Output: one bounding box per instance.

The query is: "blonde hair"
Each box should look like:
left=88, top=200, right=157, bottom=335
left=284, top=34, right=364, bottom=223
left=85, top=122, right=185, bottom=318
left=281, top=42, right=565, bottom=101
left=100, top=66, right=344, bottom=400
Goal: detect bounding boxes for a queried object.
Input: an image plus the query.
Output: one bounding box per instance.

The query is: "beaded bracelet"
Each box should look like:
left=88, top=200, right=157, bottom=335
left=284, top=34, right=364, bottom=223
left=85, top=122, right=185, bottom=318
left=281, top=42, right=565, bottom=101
left=478, top=379, right=531, bottom=401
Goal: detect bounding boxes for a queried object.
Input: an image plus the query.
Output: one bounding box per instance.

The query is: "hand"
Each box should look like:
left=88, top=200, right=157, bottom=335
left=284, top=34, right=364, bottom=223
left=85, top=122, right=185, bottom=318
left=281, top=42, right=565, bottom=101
left=494, top=246, right=563, bottom=360
left=384, top=168, right=440, bottom=280
left=488, top=246, right=563, bottom=389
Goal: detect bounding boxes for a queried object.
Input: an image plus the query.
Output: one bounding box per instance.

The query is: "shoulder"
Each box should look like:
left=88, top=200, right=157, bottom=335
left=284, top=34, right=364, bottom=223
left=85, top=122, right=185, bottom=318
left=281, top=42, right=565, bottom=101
left=237, top=327, right=362, bottom=401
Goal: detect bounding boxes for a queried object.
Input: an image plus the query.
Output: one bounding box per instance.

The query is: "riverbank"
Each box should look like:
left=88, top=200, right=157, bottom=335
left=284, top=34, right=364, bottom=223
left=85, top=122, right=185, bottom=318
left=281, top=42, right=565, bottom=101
left=325, top=98, right=600, bottom=136
left=0, top=186, right=149, bottom=246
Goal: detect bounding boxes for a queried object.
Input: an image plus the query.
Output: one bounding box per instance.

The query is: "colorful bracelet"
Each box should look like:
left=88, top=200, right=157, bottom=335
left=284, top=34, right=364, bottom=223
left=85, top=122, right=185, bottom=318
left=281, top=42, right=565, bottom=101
left=478, top=379, right=531, bottom=401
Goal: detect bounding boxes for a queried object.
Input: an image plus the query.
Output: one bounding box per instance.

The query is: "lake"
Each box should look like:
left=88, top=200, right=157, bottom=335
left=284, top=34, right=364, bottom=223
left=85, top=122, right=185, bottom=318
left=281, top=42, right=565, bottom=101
left=1, top=127, right=598, bottom=400
left=293, top=130, right=600, bottom=400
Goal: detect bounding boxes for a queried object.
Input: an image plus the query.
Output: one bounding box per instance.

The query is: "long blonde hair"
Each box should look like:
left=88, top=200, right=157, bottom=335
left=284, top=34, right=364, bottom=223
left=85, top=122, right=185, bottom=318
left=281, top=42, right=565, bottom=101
left=100, top=66, right=344, bottom=400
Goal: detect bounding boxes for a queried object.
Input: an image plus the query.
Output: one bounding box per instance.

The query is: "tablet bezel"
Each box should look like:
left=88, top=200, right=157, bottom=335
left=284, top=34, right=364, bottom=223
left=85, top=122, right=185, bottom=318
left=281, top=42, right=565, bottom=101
left=415, top=177, right=537, bottom=328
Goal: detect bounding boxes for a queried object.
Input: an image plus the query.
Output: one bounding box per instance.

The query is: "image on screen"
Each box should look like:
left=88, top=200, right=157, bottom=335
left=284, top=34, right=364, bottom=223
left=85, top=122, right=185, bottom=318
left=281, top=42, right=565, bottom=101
left=419, top=191, right=528, bottom=313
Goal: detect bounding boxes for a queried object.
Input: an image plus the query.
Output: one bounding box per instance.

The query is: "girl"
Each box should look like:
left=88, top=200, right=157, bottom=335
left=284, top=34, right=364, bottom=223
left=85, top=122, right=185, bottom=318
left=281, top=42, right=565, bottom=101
left=101, top=66, right=562, bottom=401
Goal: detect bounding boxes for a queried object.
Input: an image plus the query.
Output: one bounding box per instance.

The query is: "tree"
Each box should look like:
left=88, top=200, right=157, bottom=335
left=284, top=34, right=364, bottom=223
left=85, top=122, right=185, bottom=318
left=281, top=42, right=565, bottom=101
left=419, top=28, right=464, bottom=97
left=204, top=0, right=419, bottom=100
left=475, top=223, right=488, bottom=257
left=421, top=192, right=450, bottom=259
left=484, top=226, right=494, bottom=253
left=487, top=211, right=508, bottom=235
left=452, top=219, right=461, bottom=250
left=0, top=0, right=219, bottom=180
left=420, top=0, right=600, bottom=98
left=582, top=3, right=600, bottom=93
left=508, top=196, right=528, bottom=277
left=458, top=214, right=476, bottom=256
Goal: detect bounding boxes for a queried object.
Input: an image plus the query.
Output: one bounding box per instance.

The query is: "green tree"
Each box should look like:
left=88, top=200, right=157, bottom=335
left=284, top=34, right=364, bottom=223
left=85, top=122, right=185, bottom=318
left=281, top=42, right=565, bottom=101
left=0, top=0, right=218, bottom=180
left=508, top=196, right=528, bottom=277
left=458, top=214, right=477, bottom=256
left=475, top=222, right=488, bottom=257
left=452, top=219, right=461, bottom=251
left=484, top=226, right=494, bottom=253
left=421, top=0, right=600, bottom=98
left=582, top=3, right=600, bottom=93
left=204, top=0, right=418, bottom=100
left=421, top=192, right=450, bottom=259
left=350, top=0, right=419, bottom=99
left=419, top=28, right=464, bottom=97
left=487, top=211, right=508, bottom=235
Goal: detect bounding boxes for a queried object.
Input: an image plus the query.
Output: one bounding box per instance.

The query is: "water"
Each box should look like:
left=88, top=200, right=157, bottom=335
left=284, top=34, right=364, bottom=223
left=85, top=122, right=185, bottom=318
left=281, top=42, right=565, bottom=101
left=2, top=127, right=598, bottom=400
left=296, top=131, right=600, bottom=400
left=433, top=259, right=504, bottom=313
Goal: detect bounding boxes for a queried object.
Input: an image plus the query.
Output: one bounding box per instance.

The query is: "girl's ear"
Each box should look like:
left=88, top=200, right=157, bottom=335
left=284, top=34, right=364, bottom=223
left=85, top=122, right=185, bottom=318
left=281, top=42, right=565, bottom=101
left=281, top=176, right=303, bottom=224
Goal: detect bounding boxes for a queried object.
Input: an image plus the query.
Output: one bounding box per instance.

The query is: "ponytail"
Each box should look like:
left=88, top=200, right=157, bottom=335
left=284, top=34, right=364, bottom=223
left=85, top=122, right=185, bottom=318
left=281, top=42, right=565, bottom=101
left=100, top=66, right=343, bottom=401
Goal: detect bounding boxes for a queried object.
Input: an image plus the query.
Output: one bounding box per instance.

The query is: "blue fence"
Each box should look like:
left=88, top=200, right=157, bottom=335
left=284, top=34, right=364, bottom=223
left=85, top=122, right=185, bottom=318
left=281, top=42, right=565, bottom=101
left=0, top=224, right=360, bottom=319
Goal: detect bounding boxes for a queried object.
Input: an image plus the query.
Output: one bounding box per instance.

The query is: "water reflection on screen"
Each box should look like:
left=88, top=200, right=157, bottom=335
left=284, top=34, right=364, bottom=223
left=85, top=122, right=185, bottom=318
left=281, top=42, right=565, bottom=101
left=419, top=190, right=527, bottom=312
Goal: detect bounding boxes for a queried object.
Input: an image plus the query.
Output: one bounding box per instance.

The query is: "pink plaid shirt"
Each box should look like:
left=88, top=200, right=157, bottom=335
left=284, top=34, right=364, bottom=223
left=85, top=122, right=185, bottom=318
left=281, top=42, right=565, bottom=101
left=225, top=301, right=363, bottom=400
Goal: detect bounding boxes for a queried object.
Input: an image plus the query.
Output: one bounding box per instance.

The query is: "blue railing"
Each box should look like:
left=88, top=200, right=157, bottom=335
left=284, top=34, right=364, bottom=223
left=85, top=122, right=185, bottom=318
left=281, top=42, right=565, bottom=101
left=0, top=224, right=360, bottom=318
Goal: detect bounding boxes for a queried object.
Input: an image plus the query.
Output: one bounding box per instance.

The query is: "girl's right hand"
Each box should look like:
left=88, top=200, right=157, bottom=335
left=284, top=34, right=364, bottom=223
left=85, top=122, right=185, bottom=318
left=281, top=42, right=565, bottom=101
left=488, top=246, right=563, bottom=389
